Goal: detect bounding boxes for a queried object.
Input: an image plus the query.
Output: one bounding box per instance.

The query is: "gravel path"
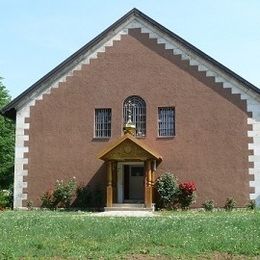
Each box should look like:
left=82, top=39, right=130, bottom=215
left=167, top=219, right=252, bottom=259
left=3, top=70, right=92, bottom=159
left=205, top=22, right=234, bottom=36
left=92, top=211, right=156, bottom=217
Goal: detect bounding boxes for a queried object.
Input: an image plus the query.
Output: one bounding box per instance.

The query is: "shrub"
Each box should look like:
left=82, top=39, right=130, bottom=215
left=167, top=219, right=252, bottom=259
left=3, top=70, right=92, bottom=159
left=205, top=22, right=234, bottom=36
left=202, top=200, right=214, bottom=211
left=41, top=189, right=54, bottom=209
left=41, top=177, right=77, bottom=209
left=0, top=188, right=13, bottom=210
left=0, top=190, right=9, bottom=210
left=52, top=178, right=77, bottom=208
left=93, top=185, right=104, bottom=208
left=247, top=200, right=256, bottom=210
left=178, top=181, right=196, bottom=210
left=74, top=185, right=93, bottom=208
left=224, top=197, right=236, bottom=211
left=26, top=200, right=33, bottom=210
left=155, top=173, right=179, bottom=209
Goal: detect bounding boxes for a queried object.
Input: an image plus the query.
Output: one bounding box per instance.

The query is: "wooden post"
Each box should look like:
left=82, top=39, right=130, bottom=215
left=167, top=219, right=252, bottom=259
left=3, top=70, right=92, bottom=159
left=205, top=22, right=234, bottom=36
left=144, top=161, right=147, bottom=206
left=151, top=160, right=156, bottom=202
left=112, top=161, right=117, bottom=203
left=145, top=160, right=152, bottom=208
left=107, top=161, right=113, bottom=207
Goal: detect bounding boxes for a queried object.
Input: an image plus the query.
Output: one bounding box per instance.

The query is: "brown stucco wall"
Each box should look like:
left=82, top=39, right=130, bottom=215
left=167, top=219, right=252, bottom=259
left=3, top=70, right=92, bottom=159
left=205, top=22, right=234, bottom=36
left=25, top=28, right=251, bottom=207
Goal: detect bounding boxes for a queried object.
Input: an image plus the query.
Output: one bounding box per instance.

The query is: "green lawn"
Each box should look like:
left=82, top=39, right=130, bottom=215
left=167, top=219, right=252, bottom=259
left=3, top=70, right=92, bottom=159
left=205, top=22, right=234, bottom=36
left=0, top=210, right=259, bottom=259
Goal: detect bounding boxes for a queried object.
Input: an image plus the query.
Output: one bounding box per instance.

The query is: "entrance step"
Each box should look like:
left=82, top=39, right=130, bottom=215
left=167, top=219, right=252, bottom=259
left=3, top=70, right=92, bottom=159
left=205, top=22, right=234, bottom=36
left=104, top=207, right=153, bottom=212
left=104, top=203, right=155, bottom=212
left=112, top=203, right=145, bottom=208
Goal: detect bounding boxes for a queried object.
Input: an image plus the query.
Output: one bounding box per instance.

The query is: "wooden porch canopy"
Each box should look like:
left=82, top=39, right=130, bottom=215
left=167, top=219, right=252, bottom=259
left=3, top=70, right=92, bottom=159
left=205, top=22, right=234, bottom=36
left=98, top=133, right=162, bottom=162
left=97, top=133, right=162, bottom=208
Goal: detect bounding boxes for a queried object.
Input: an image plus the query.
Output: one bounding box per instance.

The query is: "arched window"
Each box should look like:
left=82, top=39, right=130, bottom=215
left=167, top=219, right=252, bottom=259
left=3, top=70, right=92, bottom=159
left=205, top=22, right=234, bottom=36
left=123, top=96, right=146, bottom=137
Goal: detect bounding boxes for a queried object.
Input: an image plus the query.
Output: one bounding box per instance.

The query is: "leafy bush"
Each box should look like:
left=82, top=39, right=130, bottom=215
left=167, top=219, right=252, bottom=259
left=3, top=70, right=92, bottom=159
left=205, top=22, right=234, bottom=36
left=0, top=191, right=9, bottom=209
left=202, top=200, right=214, bottom=211
left=93, top=185, right=104, bottom=208
left=26, top=200, right=33, bottom=210
left=41, top=190, right=54, bottom=209
left=178, top=182, right=196, bottom=210
left=247, top=200, right=256, bottom=210
left=155, top=173, right=179, bottom=209
left=52, top=178, right=77, bottom=208
left=224, top=197, right=236, bottom=211
left=155, top=173, right=197, bottom=210
left=74, top=185, right=93, bottom=208
left=41, top=177, right=77, bottom=209
left=0, top=190, right=11, bottom=209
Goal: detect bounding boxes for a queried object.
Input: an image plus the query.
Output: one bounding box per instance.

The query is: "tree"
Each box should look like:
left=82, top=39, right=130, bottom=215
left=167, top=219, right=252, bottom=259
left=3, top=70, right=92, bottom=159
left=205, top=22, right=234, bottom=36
left=0, top=77, right=15, bottom=190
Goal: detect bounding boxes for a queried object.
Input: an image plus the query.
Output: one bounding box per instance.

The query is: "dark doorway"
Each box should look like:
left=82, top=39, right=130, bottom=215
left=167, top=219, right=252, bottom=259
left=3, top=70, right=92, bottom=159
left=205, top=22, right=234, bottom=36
left=124, top=164, right=144, bottom=202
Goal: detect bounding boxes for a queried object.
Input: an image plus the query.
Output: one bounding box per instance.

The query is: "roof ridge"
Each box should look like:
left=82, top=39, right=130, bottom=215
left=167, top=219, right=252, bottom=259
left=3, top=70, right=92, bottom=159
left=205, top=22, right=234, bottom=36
left=1, top=8, right=259, bottom=119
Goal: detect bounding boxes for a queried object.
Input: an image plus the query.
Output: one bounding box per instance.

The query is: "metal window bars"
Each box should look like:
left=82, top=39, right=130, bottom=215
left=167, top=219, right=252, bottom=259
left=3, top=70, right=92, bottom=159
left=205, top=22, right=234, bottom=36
left=95, top=108, right=112, bottom=138
left=158, top=107, right=175, bottom=137
left=123, top=96, right=146, bottom=137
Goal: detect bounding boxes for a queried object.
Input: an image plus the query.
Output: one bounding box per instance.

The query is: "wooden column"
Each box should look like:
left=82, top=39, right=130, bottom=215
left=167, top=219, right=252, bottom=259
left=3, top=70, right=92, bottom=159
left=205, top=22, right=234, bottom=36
left=145, top=160, right=153, bottom=208
left=112, top=162, right=117, bottom=203
left=106, top=161, right=113, bottom=207
left=151, top=160, right=156, bottom=201
left=144, top=161, right=147, bottom=206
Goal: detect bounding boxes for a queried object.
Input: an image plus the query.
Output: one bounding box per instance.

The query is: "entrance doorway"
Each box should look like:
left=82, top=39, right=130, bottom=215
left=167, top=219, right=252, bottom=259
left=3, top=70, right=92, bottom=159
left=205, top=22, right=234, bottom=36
left=117, top=162, right=144, bottom=203
left=128, top=165, right=144, bottom=201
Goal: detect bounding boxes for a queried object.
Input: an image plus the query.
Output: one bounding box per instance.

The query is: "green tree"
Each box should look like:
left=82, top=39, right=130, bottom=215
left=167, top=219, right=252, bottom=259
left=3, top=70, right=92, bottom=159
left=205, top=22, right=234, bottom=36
left=0, top=77, right=15, bottom=190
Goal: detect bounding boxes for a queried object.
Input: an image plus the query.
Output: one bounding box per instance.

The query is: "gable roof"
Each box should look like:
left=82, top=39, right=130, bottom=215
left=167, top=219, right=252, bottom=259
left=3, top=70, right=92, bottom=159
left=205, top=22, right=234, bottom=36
left=1, top=8, right=259, bottom=119
left=97, top=133, right=162, bottom=161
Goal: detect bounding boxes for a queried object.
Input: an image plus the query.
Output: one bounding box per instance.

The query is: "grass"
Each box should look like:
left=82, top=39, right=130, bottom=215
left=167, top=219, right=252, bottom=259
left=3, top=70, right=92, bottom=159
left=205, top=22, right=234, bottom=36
left=0, top=210, right=260, bottom=259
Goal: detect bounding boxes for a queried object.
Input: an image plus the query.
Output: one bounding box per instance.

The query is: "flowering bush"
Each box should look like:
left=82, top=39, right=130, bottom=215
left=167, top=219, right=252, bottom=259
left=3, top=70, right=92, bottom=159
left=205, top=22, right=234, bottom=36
left=155, top=173, right=197, bottom=210
left=52, top=178, right=77, bottom=208
left=178, top=181, right=196, bottom=210
left=41, top=177, right=77, bottom=209
left=179, top=182, right=196, bottom=195
left=155, top=173, right=179, bottom=209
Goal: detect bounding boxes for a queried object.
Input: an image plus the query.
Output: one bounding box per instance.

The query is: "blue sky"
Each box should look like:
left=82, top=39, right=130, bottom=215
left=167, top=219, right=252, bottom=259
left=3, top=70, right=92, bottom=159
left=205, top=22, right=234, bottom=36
left=1, top=1, right=260, bottom=99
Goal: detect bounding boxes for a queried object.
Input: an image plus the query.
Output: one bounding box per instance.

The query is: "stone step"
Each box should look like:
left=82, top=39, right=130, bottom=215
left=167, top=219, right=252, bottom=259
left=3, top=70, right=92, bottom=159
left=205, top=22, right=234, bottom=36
left=112, top=203, right=144, bottom=208
left=104, top=207, right=153, bottom=212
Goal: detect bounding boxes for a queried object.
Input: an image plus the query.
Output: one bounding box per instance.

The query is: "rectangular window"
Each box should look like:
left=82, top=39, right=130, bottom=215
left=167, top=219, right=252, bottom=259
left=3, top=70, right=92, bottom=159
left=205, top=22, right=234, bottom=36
left=158, top=107, right=175, bottom=137
left=95, top=108, right=112, bottom=138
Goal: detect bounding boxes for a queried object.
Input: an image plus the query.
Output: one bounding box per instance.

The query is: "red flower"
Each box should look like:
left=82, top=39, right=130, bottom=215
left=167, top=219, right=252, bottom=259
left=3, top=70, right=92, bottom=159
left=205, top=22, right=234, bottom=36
left=179, top=181, right=196, bottom=195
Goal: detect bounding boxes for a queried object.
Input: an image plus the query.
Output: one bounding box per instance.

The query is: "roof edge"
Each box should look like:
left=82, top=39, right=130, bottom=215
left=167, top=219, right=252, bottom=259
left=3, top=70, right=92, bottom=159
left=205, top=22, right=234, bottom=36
left=0, top=8, right=138, bottom=119
left=2, top=7, right=260, bottom=119
left=133, top=9, right=260, bottom=94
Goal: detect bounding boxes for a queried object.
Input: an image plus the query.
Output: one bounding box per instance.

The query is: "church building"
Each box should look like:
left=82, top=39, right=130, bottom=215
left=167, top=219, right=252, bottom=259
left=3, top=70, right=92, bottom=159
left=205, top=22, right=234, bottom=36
left=1, top=9, right=260, bottom=209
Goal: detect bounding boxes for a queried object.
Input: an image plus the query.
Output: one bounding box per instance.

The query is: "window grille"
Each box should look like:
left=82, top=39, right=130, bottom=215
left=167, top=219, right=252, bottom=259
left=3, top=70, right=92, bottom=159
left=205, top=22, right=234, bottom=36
left=123, top=96, right=146, bottom=137
left=95, top=108, right=111, bottom=138
left=158, top=107, right=175, bottom=137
